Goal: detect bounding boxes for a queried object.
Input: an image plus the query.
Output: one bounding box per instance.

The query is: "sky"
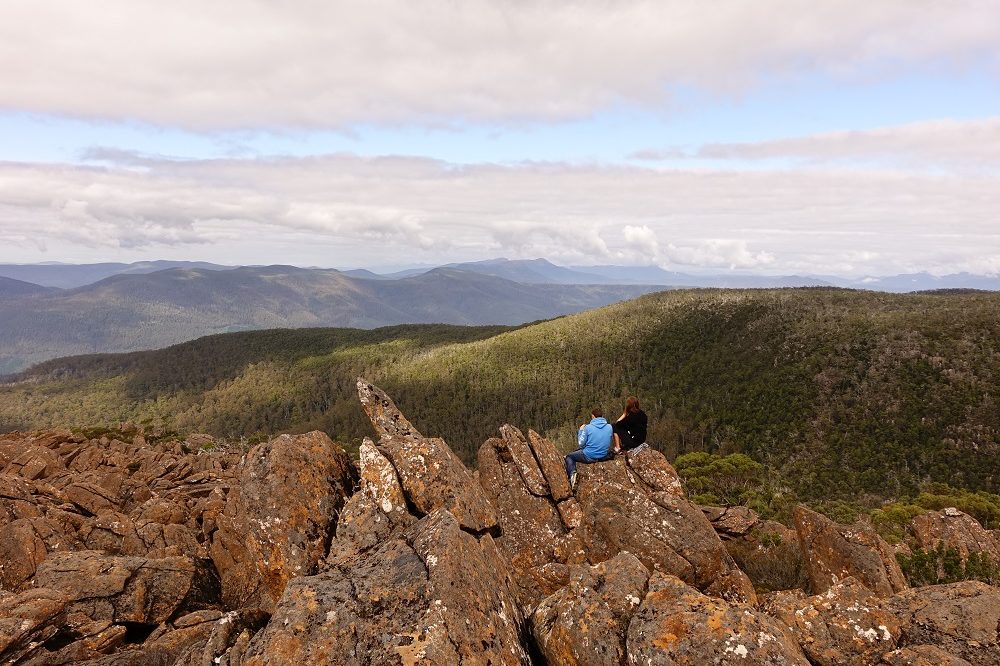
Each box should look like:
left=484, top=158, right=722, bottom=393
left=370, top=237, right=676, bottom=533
left=1, top=1, right=999, bottom=276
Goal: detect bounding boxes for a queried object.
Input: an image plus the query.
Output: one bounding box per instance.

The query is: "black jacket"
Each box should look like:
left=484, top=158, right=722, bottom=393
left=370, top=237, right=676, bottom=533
left=613, top=410, right=647, bottom=450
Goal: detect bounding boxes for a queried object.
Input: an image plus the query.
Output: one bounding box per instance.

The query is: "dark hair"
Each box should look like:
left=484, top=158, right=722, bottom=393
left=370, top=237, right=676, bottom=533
left=591, top=407, right=603, bottom=418
left=625, top=396, right=641, bottom=414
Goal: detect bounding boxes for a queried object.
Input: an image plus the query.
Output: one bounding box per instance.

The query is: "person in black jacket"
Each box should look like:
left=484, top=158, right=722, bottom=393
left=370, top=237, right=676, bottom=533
left=612, top=395, right=647, bottom=453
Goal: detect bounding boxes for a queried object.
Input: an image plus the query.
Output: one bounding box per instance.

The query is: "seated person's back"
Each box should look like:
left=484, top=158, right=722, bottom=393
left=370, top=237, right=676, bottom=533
left=613, top=396, right=647, bottom=451
left=578, top=411, right=613, bottom=460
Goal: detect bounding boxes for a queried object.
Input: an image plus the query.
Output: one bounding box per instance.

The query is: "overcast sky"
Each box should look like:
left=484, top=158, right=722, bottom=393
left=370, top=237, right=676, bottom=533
left=1, top=0, right=998, bottom=276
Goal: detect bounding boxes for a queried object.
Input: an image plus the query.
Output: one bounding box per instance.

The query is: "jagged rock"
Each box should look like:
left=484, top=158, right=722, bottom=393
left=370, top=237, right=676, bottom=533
left=0, top=587, right=69, bottom=663
left=358, top=379, right=497, bottom=533
left=762, top=577, right=899, bottom=666
left=478, top=428, right=570, bottom=611
left=499, top=424, right=550, bottom=496
left=34, top=550, right=196, bottom=624
left=575, top=458, right=757, bottom=603
left=626, top=571, right=808, bottom=665
left=878, top=644, right=973, bottom=665
left=356, top=377, right=423, bottom=439
left=325, top=438, right=415, bottom=567
left=910, top=508, right=1000, bottom=562
left=886, top=580, right=1000, bottom=666
left=243, top=509, right=529, bottom=665
left=527, top=429, right=572, bottom=501
left=531, top=552, right=650, bottom=666
left=211, top=431, right=354, bottom=612
left=479, top=436, right=565, bottom=560
left=794, top=506, right=907, bottom=597
left=702, top=505, right=761, bottom=539
left=625, top=446, right=685, bottom=497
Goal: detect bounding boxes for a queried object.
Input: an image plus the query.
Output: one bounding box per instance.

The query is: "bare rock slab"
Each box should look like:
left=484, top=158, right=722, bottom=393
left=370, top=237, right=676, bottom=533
left=794, top=505, right=907, bottom=598
left=34, top=550, right=195, bottom=624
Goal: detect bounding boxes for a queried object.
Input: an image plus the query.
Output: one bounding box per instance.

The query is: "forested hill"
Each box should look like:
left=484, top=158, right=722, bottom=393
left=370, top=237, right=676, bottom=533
left=2, top=288, right=998, bottom=504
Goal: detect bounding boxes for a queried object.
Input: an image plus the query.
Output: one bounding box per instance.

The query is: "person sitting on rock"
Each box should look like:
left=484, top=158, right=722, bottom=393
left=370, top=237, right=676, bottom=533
left=565, top=407, right=613, bottom=488
left=612, top=395, right=647, bottom=454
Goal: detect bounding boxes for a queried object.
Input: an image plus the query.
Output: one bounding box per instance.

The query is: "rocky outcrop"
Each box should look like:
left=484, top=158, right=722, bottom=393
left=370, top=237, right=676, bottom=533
left=763, top=577, right=899, bottom=665
left=626, top=571, right=808, bottom=665
left=795, top=505, right=908, bottom=597
left=910, top=508, right=1000, bottom=562
left=210, top=431, right=354, bottom=612
left=478, top=427, right=571, bottom=609
left=359, top=379, right=498, bottom=532
left=886, top=580, right=1000, bottom=665
left=575, top=456, right=757, bottom=603
left=244, top=509, right=529, bottom=665
left=2, top=384, right=1000, bottom=665
left=531, top=552, right=650, bottom=665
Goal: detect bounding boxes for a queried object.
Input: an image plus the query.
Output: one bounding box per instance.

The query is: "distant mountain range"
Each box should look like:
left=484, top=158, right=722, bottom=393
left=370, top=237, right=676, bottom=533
left=0, top=260, right=231, bottom=288
left=1, top=257, right=998, bottom=373
left=3, top=257, right=998, bottom=291
left=0, top=265, right=662, bottom=373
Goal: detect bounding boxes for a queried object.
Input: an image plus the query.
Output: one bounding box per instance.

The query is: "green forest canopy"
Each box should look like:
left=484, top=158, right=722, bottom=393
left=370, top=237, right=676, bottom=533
left=2, top=288, right=998, bottom=506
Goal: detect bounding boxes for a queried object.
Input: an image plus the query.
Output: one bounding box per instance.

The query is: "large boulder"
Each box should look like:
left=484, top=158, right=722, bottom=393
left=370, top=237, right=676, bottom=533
left=242, top=509, right=530, bottom=665
left=909, top=508, right=1000, bottom=562
left=794, top=506, right=907, bottom=597
left=763, top=577, right=899, bottom=666
left=626, top=571, right=808, bottom=665
left=575, top=457, right=756, bottom=603
left=886, top=580, right=1000, bottom=666
left=531, top=552, right=650, bottom=666
left=478, top=430, right=568, bottom=609
left=210, top=431, right=354, bottom=612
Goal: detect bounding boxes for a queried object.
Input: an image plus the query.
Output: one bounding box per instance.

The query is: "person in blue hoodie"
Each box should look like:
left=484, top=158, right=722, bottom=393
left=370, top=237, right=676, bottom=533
left=565, top=407, right=613, bottom=488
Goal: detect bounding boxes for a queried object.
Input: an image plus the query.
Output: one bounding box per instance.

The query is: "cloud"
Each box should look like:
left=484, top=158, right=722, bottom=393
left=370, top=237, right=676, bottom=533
left=1, top=1, right=998, bottom=129
left=1, top=151, right=999, bottom=275
left=663, top=240, right=775, bottom=270
left=635, top=117, right=1000, bottom=171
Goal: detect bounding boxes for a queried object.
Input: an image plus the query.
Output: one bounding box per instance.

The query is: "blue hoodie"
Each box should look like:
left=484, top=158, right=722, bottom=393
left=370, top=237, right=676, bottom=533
left=577, top=417, right=613, bottom=460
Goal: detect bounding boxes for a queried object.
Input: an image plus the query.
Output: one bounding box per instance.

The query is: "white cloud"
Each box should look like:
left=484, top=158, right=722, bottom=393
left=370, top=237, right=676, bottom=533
left=663, top=240, right=775, bottom=270
left=684, top=117, right=1000, bottom=170
left=1, top=152, right=999, bottom=275
left=0, top=1, right=998, bottom=129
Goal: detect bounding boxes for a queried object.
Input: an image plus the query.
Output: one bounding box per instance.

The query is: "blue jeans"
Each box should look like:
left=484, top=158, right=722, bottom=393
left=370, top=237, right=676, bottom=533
left=565, top=450, right=594, bottom=478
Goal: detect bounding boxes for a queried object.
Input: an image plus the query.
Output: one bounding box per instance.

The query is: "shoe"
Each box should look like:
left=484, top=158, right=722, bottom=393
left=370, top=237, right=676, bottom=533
left=570, top=472, right=577, bottom=489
